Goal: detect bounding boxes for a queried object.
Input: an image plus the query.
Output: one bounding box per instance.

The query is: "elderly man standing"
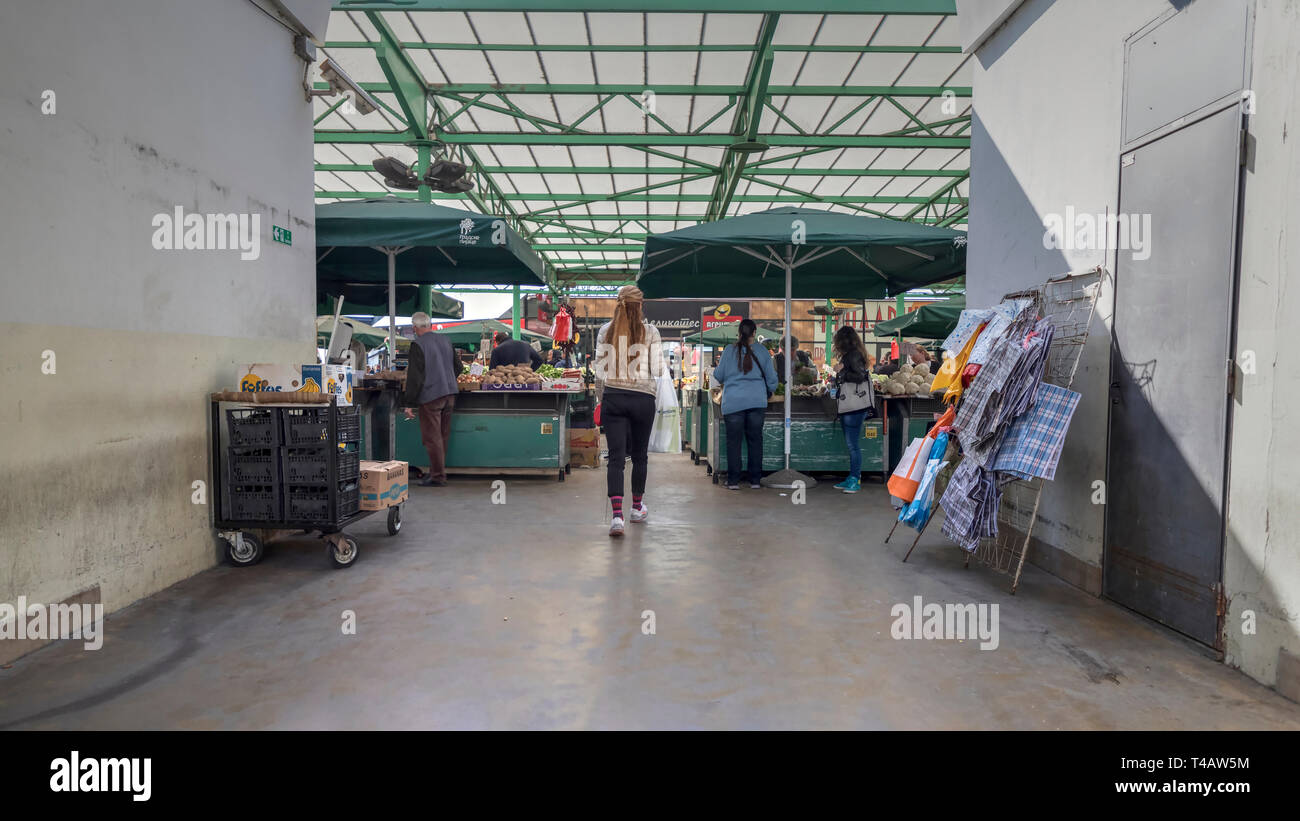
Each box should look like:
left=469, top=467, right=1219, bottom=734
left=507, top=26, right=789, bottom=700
left=402, top=312, right=459, bottom=487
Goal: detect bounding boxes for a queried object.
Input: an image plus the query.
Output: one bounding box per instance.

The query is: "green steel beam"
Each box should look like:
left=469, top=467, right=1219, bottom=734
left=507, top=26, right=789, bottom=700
left=365, top=12, right=428, bottom=141
left=315, top=191, right=965, bottom=205
left=315, top=81, right=970, bottom=97
left=326, top=41, right=963, bottom=54
left=316, top=163, right=969, bottom=177
left=706, top=13, right=779, bottom=222
left=334, top=1, right=955, bottom=12
left=314, top=131, right=968, bottom=148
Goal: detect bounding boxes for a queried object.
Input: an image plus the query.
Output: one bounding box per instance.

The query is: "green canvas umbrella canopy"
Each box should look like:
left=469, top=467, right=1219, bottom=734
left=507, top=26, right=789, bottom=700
left=637, top=206, right=966, bottom=300
left=431, top=318, right=550, bottom=347
left=316, top=198, right=547, bottom=353
left=637, top=207, right=966, bottom=488
left=315, top=283, right=464, bottom=319
left=872, top=297, right=966, bottom=340
left=315, top=316, right=388, bottom=349
left=682, top=323, right=784, bottom=346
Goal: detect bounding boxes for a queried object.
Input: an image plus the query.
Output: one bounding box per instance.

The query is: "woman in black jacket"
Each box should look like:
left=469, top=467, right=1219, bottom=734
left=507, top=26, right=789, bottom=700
left=832, top=326, right=874, bottom=493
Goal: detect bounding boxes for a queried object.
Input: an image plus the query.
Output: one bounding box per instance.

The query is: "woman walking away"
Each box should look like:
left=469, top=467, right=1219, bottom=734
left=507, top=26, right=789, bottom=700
left=711, top=318, right=778, bottom=490
left=593, top=285, right=664, bottom=537
left=832, top=325, right=875, bottom=493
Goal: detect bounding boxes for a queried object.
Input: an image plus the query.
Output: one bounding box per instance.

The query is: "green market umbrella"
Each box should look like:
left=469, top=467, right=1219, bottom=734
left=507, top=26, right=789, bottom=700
left=316, top=316, right=388, bottom=349
left=682, top=323, right=784, bottom=346
left=315, top=283, right=464, bottom=319
left=431, top=318, right=550, bottom=347
left=316, top=198, right=547, bottom=354
left=638, top=206, right=966, bottom=488
left=872, top=298, right=966, bottom=340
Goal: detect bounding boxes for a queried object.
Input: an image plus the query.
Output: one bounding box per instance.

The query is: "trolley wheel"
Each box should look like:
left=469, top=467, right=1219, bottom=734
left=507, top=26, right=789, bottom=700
left=386, top=504, right=402, bottom=536
left=226, top=531, right=264, bottom=567
left=565, top=463, right=571, bottom=475
left=327, top=535, right=359, bottom=569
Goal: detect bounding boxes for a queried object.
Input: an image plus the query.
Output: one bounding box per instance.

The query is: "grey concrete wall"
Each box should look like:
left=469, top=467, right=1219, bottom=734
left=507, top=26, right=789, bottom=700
left=1223, top=0, right=1300, bottom=694
left=963, top=0, right=1300, bottom=693
left=0, top=0, right=330, bottom=654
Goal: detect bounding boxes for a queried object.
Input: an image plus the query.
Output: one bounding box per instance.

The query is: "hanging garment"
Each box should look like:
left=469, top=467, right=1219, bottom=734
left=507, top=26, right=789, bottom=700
left=939, top=458, right=1002, bottom=553
left=933, top=322, right=986, bottom=402
left=899, top=432, right=950, bottom=530
left=941, top=308, right=994, bottom=353
left=992, top=382, right=1081, bottom=480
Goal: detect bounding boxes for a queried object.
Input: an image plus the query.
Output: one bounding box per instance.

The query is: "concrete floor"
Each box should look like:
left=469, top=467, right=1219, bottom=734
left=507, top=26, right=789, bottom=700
left=2, top=452, right=1298, bottom=730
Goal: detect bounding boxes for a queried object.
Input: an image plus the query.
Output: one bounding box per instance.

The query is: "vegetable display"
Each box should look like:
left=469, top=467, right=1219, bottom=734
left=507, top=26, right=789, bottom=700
left=881, top=361, right=935, bottom=396
left=480, top=364, right=542, bottom=388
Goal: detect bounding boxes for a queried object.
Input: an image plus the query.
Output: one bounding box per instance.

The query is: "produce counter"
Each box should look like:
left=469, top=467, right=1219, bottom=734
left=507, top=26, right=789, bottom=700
left=395, top=389, right=584, bottom=481
left=707, top=394, right=885, bottom=482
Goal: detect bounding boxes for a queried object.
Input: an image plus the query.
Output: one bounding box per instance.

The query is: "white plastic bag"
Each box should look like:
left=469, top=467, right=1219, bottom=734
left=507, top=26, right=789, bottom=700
left=649, top=374, right=681, bottom=452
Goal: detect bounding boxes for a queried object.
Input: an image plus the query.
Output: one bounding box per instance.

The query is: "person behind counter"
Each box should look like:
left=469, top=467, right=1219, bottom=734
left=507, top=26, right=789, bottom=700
left=402, top=311, right=459, bottom=487
left=593, top=284, right=663, bottom=538
left=831, top=325, right=875, bottom=494
left=489, top=331, right=543, bottom=370
left=711, top=318, right=778, bottom=490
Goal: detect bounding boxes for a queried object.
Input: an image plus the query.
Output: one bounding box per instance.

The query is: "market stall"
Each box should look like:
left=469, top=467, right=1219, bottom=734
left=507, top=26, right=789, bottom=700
left=315, top=198, right=548, bottom=465
left=638, top=206, right=966, bottom=487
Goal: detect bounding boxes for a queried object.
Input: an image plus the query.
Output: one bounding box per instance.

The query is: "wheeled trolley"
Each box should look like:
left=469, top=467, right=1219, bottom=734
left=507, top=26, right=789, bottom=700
left=209, top=396, right=405, bottom=569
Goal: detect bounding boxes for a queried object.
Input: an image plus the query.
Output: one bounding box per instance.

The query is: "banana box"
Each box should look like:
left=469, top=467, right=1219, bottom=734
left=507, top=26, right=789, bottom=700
left=237, top=363, right=354, bottom=406
left=301, top=364, right=354, bottom=406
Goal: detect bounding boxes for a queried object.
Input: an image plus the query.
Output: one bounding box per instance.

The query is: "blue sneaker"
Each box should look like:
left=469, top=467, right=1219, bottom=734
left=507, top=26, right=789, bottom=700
left=837, top=477, right=861, bottom=493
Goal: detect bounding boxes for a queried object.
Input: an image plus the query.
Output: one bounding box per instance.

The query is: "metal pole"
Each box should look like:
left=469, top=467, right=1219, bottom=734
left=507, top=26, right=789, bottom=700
left=416, top=143, right=431, bottom=204
left=824, top=298, right=833, bottom=363
left=512, top=284, right=522, bottom=340
left=784, top=263, right=792, bottom=469
left=387, top=249, right=397, bottom=363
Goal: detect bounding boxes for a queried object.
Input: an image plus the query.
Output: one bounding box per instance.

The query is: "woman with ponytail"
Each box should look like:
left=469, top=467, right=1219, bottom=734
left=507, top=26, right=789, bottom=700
left=710, top=318, right=778, bottom=489
left=593, top=285, right=664, bottom=537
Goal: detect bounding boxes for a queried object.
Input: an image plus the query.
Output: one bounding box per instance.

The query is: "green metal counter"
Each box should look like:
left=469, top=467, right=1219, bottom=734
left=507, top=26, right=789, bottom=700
left=395, top=389, right=583, bottom=481
left=707, top=395, right=885, bottom=483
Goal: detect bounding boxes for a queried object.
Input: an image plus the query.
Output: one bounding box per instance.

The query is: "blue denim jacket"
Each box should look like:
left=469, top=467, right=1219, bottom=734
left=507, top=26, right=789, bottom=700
left=712, top=342, right=778, bottom=415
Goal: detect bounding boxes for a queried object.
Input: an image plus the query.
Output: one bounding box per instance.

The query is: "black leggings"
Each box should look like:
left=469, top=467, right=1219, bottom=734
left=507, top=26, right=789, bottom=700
left=602, top=388, right=656, bottom=498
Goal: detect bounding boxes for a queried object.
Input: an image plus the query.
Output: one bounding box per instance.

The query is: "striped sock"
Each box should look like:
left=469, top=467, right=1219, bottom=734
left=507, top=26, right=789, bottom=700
left=611, top=496, right=623, bottom=518
left=632, top=495, right=643, bottom=510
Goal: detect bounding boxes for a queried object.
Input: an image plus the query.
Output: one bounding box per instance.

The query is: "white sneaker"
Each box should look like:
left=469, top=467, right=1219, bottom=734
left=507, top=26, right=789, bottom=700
left=629, top=504, right=648, bottom=523
left=609, top=517, right=625, bottom=537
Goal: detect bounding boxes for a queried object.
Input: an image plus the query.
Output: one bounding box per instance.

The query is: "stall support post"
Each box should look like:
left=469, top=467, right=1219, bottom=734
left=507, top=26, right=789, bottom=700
left=783, top=262, right=792, bottom=469
left=387, top=249, right=397, bottom=362
left=824, top=298, right=833, bottom=360
left=512, top=285, right=522, bottom=340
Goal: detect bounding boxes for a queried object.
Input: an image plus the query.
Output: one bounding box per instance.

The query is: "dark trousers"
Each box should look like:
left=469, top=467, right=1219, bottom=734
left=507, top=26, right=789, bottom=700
left=418, top=394, right=455, bottom=482
left=724, top=407, right=765, bottom=485
left=602, top=389, right=655, bottom=498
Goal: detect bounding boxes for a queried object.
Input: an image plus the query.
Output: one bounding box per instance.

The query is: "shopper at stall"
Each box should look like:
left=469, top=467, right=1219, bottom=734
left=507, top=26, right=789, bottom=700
left=402, top=311, right=460, bottom=487
left=593, top=284, right=663, bottom=537
left=711, top=318, right=778, bottom=490
left=490, top=331, right=543, bottom=370
left=773, top=335, right=810, bottom=385
left=831, top=325, right=875, bottom=494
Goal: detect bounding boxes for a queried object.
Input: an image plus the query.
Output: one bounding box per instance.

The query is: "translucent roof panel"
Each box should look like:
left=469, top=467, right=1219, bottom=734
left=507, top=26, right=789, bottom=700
left=314, top=2, right=970, bottom=289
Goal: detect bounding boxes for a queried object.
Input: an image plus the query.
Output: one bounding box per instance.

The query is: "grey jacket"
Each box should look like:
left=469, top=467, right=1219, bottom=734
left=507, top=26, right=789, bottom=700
left=403, top=332, right=459, bottom=406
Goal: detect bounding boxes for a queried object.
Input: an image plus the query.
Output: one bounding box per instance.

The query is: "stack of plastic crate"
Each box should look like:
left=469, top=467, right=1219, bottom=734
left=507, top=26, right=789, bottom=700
left=280, top=406, right=361, bottom=522
left=225, top=408, right=283, bottom=521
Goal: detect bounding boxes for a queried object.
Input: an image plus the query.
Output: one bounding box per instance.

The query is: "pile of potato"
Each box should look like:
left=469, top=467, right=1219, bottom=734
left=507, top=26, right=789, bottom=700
left=481, top=364, right=542, bottom=388
left=880, top=361, right=934, bottom=396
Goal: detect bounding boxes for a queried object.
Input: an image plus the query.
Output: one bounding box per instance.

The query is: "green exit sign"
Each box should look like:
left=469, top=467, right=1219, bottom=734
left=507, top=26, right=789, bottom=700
left=272, top=226, right=292, bottom=246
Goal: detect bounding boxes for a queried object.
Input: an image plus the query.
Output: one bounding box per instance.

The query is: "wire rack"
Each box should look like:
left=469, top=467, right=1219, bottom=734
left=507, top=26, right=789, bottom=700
left=967, top=268, right=1104, bottom=591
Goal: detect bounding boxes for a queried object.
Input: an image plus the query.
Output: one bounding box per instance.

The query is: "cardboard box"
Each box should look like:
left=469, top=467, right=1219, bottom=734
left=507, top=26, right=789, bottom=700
left=569, top=447, right=601, bottom=469
left=237, top=363, right=355, bottom=406
left=359, top=460, right=408, bottom=510
left=569, top=428, right=600, bottom=449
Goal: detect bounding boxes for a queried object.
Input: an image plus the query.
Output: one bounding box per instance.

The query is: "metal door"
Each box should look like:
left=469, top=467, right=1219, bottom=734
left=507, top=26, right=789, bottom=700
left=1103, top=103, right=1244, bottom=646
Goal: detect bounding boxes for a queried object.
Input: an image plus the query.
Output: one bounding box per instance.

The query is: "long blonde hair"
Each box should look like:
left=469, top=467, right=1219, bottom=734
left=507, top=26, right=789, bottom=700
left=608, top=285, right=646, bottom=347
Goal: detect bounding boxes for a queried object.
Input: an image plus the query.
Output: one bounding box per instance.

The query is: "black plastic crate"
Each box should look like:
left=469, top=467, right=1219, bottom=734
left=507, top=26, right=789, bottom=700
left=285, top=482, right=359, bottom=522
left=227, top=485, right=280, bottom=522
left=227, top=408, right=281, bottom=447
left=227, top=447, right=280, bottom=485
left=282, top=406, right=360, bottom=446
left=282, top=448, right=359, bottom=485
